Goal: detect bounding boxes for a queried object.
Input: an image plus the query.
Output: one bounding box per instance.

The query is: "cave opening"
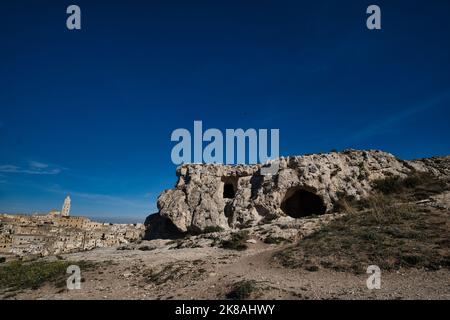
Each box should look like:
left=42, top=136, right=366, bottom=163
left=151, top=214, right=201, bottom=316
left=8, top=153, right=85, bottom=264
left=222, top=176, right=238, bottom=199
left=281, top=188, right=326, bottom=218
left=223, top=183, right=236, bottom=198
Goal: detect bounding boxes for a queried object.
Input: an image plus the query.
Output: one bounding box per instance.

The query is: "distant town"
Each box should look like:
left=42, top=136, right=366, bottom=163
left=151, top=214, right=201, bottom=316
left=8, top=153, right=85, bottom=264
left=0, top=196, right=144, bottom=258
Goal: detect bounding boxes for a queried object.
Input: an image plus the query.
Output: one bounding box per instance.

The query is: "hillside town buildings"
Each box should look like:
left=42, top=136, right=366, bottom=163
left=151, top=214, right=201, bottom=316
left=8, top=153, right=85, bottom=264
left=0, top=196, right=144, bottom=258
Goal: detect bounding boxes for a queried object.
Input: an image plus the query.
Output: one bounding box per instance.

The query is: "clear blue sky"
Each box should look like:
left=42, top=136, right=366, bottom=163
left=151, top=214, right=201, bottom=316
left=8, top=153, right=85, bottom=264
left=1, top=0, right=449, bottom=223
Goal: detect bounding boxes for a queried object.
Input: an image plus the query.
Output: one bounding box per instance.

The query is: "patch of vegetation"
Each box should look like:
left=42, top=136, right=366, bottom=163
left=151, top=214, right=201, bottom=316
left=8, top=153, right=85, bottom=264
left=373, top=172, right=448, bottom=200
left=264, top=236, right=288, bottom=245
left=187, top=226, right=224, bottom=236
left=274, top=193, right=450, bottom=273
left=334, top=172, right=449, bottom=214
left=0, top=257, right=6, bottom=264
left=201, top=226, right=225, bottom=234
left=226, top=280, right=258, bottom=300
left=220, top=231, right=249, bottom=251
left=168, top=240, right=184, bottom=249
left=138, top=245, right=154, bottom=251
left=117, top=245, right=133, bottom=251
left=305, top=265, right=319, bottom=272
left=259, top=214, right=278, bottom=225
left=333, top=192, right=361, bottom=213
left=0, top=260, right=96, bottom=291
left=143, top=260, right=205, bottom=285
left=143, top=264, right=182, bottom=285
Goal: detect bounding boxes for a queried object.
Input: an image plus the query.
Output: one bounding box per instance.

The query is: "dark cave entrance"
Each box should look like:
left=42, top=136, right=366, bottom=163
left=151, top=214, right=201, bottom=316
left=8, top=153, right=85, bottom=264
left=222, top=177, right=238, bottom=199
left=223, top=183, right=235, bottom=198
left=281, top=188, right=326, bottom=218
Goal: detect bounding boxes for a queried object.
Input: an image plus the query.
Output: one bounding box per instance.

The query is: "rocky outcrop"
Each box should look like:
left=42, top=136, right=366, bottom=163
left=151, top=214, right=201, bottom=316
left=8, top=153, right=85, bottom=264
left=145, top=150, right=448, bottom=237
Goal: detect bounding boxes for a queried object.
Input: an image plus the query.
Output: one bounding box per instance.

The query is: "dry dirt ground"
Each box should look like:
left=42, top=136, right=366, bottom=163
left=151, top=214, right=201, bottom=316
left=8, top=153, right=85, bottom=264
left=3, top=182, right=450, bottom=300
left=6, top=237, right=449, bottom=300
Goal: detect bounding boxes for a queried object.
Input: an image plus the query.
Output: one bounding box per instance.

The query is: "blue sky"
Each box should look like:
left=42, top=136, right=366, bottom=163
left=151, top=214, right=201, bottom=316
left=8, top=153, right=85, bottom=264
left=1, top=0, right=449, bottom=222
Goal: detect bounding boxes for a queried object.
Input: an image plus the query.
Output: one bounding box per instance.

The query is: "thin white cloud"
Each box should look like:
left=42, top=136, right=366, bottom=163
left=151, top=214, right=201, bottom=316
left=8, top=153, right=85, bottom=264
left=0, top=165, right=20, bottom=173
left=0, top=162, right=62, bottom=175
left=29, top=161, right=49, bottom=169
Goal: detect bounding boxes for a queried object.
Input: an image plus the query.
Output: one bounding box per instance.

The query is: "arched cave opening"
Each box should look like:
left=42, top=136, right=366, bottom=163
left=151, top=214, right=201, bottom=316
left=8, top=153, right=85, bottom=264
left=281, top=188, right=326, bottom=218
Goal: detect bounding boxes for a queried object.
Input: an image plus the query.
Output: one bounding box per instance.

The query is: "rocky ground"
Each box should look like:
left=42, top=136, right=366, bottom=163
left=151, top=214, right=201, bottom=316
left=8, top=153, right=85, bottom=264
left=1, top=157, right=449, bottom=300
left=3, top=239, right=449, bottom=300
left=3, top=201, right=449, bottom=300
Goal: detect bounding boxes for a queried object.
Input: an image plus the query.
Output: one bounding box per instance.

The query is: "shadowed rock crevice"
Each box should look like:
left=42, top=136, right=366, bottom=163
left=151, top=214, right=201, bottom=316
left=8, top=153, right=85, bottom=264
left=223, top=183, right=235, bottom=199
left=144, top=213, right=185, bottom=240
left=281, top=188, right=326, bottom=218
left=222, top=176, right=239, bottom=199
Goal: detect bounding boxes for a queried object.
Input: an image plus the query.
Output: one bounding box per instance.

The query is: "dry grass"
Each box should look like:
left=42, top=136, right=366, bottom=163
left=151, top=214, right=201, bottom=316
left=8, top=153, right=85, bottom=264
left=372, top=172, right=449, bottom=200
left=226, top=280, right=258, bottom=300
left=220, top=231, right=249, bottom=251
left=143, top=260, right=207, bottom=285
left=274, top=192, right=450, bottom=274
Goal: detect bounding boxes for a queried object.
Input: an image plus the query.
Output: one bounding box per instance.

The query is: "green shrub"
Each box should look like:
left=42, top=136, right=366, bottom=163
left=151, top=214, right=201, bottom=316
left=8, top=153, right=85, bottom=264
left=264, top=236, right=287, bottom=245
left=226, top=280, right=257, bottom=300
left=138, top=245, right=154, bottom=251
left=202, top=226, right=225, bottom=234
left=220, top=231, right=249, bottom=251
left=373, top=176, right=404, bottom=194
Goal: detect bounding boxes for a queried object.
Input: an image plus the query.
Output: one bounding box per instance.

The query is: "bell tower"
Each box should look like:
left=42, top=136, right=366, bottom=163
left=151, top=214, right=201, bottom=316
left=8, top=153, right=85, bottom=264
left=61, top=196, right=71, bottom=217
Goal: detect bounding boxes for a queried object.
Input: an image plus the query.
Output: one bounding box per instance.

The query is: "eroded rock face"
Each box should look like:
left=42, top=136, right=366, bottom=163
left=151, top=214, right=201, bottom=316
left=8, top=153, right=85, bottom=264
left=146, top=150, right=444, bottom=235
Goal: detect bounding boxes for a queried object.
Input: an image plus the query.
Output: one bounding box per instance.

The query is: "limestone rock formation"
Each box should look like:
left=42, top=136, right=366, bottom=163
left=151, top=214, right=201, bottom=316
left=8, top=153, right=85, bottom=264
left=145, top=150, right=448, bottom=237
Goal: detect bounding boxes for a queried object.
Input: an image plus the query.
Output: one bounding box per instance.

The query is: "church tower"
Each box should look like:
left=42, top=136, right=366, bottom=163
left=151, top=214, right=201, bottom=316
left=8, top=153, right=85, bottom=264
left=61, top=196, right=71, bottom=217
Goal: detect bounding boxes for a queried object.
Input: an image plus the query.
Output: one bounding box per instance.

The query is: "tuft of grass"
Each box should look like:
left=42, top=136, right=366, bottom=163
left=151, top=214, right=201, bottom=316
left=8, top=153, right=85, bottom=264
left=0, top=260, right=95, bottom=291
left=142, top=261, right=203, bottom=285
left=138, top=245, right=154, bottom=251
left=264, top=236, right=288, bottom=245
left=220, top=231, right=249, bottom=251
left=305, top=265, right=319, bottom=272
left=143, top=264, right=181, bottom=285
left=226, top=280, right=257, bottom=300
left=373, top=176, right=405, bottom=195
left=333, top=192, right=361, bottom=213
left=202, top=226, right=225, bottom=234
